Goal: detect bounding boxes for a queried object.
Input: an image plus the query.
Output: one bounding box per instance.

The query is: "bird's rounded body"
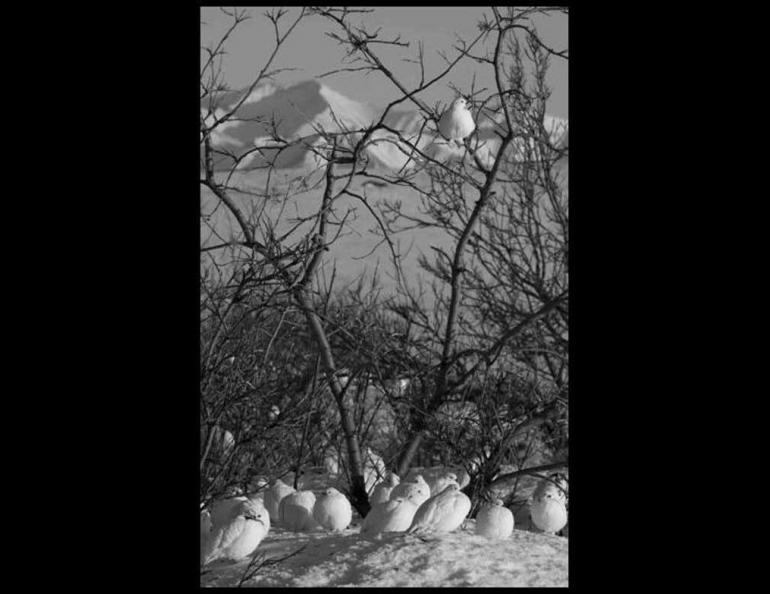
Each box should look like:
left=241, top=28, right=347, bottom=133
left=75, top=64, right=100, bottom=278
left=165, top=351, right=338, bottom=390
left=201, top=499, right=270, bottom=566
left=313, top=487, right=352, bottom=532
left=530, top=498, right=567, bottom=534
left=390, top=474, right=431, bottom=507
left=438, top=97, right=476, bottom=142
left=263, top=479, right=296, bottom=524
left=370, top=474, right=400, bottom=506
left=475, top=499, right=514, bottom=539
left=361, top=496, right=420, bottom=535
left=209, top=496, right=248, bottom=530
left=407, top=484, right=471, bottom=534
left=530, top=474, right=568, bottom=534
left=280, top=490, right=320, bottom=531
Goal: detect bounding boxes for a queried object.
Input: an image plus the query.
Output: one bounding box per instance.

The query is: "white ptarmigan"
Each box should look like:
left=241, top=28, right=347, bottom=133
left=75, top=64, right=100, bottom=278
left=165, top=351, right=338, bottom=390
left=324, top=453, right=340, bottom=476
left=200, top=499, right=270, bottom=566
left=389, top=474, right=431, bottom=507
left=428, top=472, right=459, bottom=498
left=263, top=479, right=296, bottom=524
left=369, top=473, right=400, bottom=506
left=475, top=499, right=514, bottom=539
left=209, top=496, right=248, bottom=530
left=407, top=483, right=471, bottom=535
left=437, top=97, right=476, bottom=145
left=280, top=490, right=321, bottom=532
left=313, top=487, right=353, bottom=532
left=530, top=473, right=568, bottom=535
left=361, top=494, right=421, bottom=535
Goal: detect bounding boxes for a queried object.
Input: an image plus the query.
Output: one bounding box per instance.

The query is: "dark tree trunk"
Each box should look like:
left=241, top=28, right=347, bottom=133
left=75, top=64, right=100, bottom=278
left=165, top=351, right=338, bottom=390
left=290, top=150, right=370, bottom=517
left=396, top=417, right=426, bottom=477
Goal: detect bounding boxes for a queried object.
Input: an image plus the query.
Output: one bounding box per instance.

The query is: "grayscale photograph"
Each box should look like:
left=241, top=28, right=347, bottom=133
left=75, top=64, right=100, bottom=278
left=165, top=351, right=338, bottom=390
left=200, top=5, right=568, bottom=587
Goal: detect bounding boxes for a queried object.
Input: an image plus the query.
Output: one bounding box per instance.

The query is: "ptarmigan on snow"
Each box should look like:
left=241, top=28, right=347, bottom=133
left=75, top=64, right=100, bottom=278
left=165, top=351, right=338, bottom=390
left=280, top=490, right=321, bottom=532
left=263, top=479, right=296, bottom=524
left=475, top=499, right=514, bottom=539
left=313, top=487, right=352, bottom=532
left=361, top=495, right=421, bottom=535
left=530, top=473, right=568, bottom=535
left=437, top=97, right=476, bottom=146
left=209, top=496, right=248, bottom=530
left=428, top=472, right=459, bottom=497
left=407, top=483, right=471, bottom=535
left=369, top=473, right=400, bottom=506
left=200, top=499, right=270, bottom=566
left=389, top=474, right=431, bottom=507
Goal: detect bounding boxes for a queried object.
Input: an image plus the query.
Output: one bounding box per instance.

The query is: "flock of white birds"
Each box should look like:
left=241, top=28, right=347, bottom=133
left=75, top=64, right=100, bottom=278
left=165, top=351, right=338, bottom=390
left=200, top=468, right=568, bottom=568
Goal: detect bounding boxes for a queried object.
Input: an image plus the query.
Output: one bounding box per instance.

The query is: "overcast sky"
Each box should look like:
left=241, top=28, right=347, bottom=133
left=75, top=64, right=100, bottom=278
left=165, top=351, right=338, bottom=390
left=201, top=7, right=568, bottom=118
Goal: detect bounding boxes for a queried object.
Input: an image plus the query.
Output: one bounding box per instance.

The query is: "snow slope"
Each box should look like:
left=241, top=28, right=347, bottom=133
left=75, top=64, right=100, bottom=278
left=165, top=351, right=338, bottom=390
left=200, top=522, right=568, bottom=587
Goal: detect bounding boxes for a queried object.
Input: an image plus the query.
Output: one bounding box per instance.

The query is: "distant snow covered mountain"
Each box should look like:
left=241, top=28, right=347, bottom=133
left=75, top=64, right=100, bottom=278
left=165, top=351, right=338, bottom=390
left=200, top=79, right=568, bottom=173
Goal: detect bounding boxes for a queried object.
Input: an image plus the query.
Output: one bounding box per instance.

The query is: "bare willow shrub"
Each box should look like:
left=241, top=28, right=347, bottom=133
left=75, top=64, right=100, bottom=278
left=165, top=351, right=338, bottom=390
left=200, top=6, right=568, bottom=513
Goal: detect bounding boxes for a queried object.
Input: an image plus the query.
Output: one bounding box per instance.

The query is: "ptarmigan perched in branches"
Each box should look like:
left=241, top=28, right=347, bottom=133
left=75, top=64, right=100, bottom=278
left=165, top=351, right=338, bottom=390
left=438, top=97, right=476, bottom=147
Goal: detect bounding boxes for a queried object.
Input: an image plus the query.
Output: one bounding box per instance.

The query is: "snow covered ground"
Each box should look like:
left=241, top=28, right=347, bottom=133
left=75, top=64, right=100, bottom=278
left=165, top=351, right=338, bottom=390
left=200, top=521, right=568, bottom=587
left=202, top=466, right=567, bottom=587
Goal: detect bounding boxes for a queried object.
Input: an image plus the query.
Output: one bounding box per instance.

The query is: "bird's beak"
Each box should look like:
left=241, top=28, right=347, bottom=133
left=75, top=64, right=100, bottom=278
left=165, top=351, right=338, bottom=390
left=245, top=513, right=263, bottom=524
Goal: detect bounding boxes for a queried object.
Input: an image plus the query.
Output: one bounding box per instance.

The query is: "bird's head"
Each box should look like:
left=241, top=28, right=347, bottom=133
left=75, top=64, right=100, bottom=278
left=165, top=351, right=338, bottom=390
left=409, top=487, right=428, bottom=501
left=241, top=503, right=268, bottom=526
left=453, top=97, right=468, bottom=109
